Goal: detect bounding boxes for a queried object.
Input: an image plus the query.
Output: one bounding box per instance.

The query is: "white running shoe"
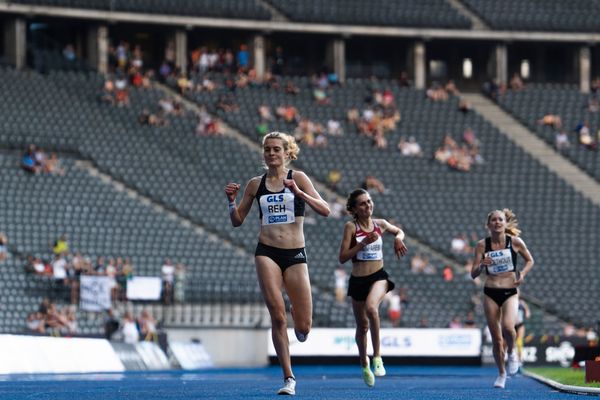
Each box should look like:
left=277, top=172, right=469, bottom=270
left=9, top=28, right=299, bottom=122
left=278, top=377, right=296, bottom=395
left=494, top=374, right=507, bottom=388
left=507, top=352, right=519, bottom=375
left=373, top=356, right=386, bottom=377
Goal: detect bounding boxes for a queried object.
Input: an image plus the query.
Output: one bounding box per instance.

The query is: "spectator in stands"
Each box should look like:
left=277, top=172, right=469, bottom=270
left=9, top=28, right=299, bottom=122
left=52, top=254, right=68, bottom=283
left=576, top=121, right=598, bottom=150
left=339, top=188, right=408, bottom=387
left=537, top=114, right=562, bottom=130
left=397, top=136, right=423, bottom=157
left=174, top=263, right=186, bottom=303
left=114, top=75, right=130, bottom=107
left=276, top=104, right=299, bottom=124
left=121, top=311, right=140, bottom=344
left=63, top=305, right=78, bottom=336
left=94, top=256, right=106, bottom=275
left=99, top=79, right=115, bottom=105
left=106, top=258, right=120, bottom=302
left=62, top=43, right=76, bottom=63
left=443, top=265, right=454, bottom=282
left=410, top=253, right=425, bottom=274
left=448, top=316, right=463, bottom=329
left=509, top=73, right=524, bottom=91
left=45, top=303, right=70, bottom=335
left=398, top=71, right=411, bottom=88
left=216, top=93, right=239, bottom=113
left=470, top=209, right=534, bottom=389
left=334, top=265, right=347, bottom=304
left=421, top=255, right=437, bottom=275
left=162, top=258, right=175, bottom=305
left=464, top=311, right=477, bottom=328
left=426, top=82, right=448, bottom=101
left=104, top=309, right=120, bottom=340
left=237, top=44, right=249, bottom=72
left=225, top=131, right=331, bottom=395
left=43, top=153, right=66, bottom=176
left=284, top=80, right=300, bottom=95
left=444, top=80, right=460, bottom=96
left=451, top=233, right=470, bottom=255
left=67, top=252, right=85, bottom=304
left=26, top=311, right=46, bottom=334
left=196, top=107, right=222, bottom=136
left=483, top=78, right=505, bottom=100
left=555, top=130, right=570, bottom=151
left=361, top=175, right=387, bottom=195
left=563, top=321, right=576, bottom=337
left=52, top=235, right=69, bottom=257
left=138, top=309, right=158, bottom=342
left=327, top=119, right=343, bottom=136
left=347, top=107, right=360, bottom=126
left=270, top=46, right=285, bottom=75
left=0, top=233, right=7, bottom=262
left=591, top=77, right=600, bottom=95
left=21, top=145, right=40, bottom=174
left=256, top=120, right=270, bottom=140
left=587, top=97, right=599, bottom=113
left=29, top=256, right=48, bottom=275
left=258, top=104, right=273, bottom=121
left=384, top=288, right=402, bottom=327
left=458, top=98, right=472, bottom=113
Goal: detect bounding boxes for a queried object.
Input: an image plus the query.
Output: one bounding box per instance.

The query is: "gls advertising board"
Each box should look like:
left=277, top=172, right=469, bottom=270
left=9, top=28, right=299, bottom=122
left=268, top=328, right=481, bottom=357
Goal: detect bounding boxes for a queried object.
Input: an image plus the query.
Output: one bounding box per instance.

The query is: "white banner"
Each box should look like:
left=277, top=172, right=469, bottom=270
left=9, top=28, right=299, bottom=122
left=79, top=275, right=112, bottom=311
left=268, top=328, right=481, bottom=357
left=126, top=276, right=162, bottom=300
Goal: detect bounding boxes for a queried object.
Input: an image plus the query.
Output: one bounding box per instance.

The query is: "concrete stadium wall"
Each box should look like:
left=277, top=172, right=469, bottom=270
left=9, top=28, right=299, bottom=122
left=165, top=328, right=270, bottom=368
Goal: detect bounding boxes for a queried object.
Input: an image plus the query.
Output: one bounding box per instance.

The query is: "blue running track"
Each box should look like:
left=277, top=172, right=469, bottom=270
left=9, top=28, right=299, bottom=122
left=0, top=366, right=585, bottom=399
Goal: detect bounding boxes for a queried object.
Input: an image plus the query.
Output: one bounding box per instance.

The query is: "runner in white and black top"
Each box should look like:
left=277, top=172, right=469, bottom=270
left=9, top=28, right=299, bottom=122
left=225, top=132, right=330, bottom=396
left=471, top=209, right=534, bottom=389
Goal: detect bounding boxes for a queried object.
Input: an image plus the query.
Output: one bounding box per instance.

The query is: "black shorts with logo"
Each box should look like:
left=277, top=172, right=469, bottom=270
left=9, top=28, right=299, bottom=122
left=347, top=268, right=395, bottom=302
left=255, top=242, right=308, bottom=273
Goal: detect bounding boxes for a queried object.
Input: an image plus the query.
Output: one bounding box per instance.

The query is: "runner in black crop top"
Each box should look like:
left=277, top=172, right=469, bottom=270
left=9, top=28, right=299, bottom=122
left=255, top=169, right=305, bottom=223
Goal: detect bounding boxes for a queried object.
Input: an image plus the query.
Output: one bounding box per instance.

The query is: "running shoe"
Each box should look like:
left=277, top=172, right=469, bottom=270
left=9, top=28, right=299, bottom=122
left=373, top=356, right=386, bottom=377
left=278, top=377, right=296, bottom=395
left=507, top=352, right=519, bottom=375
left=494, top=374, right=506, bottom=388
left=362, top=363, right=375, bottom=387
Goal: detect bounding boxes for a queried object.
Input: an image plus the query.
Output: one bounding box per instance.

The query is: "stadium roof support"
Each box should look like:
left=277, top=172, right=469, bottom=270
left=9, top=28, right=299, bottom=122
left=2, top=3, right=600, bottom=44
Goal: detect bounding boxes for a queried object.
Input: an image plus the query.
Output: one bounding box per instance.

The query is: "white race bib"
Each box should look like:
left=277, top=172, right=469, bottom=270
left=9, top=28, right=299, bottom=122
left=486, top=249, right=515, bottom=275
left=259, top=191, right=296, bottom=225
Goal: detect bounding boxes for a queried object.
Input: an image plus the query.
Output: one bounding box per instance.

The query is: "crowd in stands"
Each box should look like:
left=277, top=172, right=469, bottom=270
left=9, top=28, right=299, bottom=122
left=104, top=308, right=159, bottom=344
left=20, top=233, right=184, bottom=335
left=26, top=298, right=77, bottom=336
left=433, top=128, right=484, bottom=172
left=21, top=144, right=65, bottom=175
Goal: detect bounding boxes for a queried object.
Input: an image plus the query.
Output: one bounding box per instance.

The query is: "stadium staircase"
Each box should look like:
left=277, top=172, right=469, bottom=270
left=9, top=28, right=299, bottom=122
left=462, top=93, right=600, bottom=207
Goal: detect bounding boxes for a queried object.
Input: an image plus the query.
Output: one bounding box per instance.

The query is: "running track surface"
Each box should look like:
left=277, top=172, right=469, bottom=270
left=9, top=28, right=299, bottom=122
left=0, top=366, right=586, bottom=399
